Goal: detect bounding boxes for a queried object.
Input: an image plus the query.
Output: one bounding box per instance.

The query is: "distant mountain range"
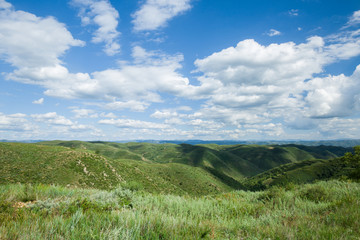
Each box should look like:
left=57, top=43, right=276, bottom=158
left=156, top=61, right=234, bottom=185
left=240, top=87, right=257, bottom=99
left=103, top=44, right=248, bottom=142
left=2, top=139, right=360, bottom=147
left=134, top=139, right=360, bottom=147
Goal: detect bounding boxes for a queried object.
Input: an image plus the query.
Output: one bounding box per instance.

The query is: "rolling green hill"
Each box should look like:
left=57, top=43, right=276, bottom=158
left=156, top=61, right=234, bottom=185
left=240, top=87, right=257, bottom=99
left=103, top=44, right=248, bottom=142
left=243, top=147, right=360, bottom=190
left=0, top=141, right=354, bottom=195
left=39, top=141, right=351, bottom=183
left=0, top=142, right=231, bottom=195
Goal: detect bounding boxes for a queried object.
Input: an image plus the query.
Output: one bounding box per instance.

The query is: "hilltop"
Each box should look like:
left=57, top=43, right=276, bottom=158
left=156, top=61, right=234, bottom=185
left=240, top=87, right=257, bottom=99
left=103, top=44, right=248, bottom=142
left=0, top=142, right=231, bottom=195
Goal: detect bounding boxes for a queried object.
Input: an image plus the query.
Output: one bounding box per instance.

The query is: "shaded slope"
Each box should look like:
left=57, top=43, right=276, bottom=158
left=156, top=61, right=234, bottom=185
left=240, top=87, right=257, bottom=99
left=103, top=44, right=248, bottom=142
left=243, top=147, right=360, bottom=190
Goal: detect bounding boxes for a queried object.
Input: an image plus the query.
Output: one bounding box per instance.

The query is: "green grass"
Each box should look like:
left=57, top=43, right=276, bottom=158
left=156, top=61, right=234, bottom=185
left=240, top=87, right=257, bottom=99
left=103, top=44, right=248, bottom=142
left=243, top=148, right=360, bottom=190
left=0, top=142, right=231, bottom=195
left=0, top=180, right=359, bottom=239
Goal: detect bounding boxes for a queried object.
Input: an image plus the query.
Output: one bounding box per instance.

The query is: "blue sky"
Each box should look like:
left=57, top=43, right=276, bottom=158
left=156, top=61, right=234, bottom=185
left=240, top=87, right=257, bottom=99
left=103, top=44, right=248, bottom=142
left=1, top=0, right=360, bottom=141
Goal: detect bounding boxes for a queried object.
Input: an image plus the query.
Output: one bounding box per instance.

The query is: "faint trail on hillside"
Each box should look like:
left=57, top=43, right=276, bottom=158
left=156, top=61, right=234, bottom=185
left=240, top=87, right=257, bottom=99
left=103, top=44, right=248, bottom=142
left=141, top=153, right=151, bottom=163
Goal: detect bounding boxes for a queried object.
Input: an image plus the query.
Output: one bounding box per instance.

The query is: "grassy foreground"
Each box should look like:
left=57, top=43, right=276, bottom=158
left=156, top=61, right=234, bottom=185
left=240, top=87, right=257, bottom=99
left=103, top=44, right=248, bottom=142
left=1, top=180, right=359, bottom=239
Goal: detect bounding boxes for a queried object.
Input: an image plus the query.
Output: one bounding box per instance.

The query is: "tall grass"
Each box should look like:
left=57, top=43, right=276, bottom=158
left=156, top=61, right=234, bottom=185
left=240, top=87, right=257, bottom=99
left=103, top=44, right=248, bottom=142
left=0, top=180, right=359, bottom=239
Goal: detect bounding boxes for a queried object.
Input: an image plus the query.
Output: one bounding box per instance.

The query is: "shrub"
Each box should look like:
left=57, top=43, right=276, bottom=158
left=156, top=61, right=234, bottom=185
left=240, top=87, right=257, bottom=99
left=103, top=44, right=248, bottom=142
left=299, top=185, right=331, bottom=203
left=258, top=186, right=284, bottom=202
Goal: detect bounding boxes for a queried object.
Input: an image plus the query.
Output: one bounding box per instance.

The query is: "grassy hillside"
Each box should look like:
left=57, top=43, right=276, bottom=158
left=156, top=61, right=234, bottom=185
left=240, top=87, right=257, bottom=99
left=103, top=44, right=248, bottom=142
left=0, top=142, right=231, bottom=195
left=1, top=141, right=354, bottom=195
left=244, top=147, right=360, bottom=190
left=0, top=180, right=359, bottom=239
left=39, top=140, right=351, bottom=183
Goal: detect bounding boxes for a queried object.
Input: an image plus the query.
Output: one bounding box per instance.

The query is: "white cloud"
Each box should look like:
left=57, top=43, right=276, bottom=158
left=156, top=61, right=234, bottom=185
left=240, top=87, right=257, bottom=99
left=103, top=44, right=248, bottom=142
left=99, top=118, right=169, bottom=129
left=190, top=29, right=360, bottom=129
left=151, top=109, right=179, bottom=119
left=0, top=2, right=84, bottom=68
left=188, top=119, right=224, bottom=130
left=100, top=112, right=117, bottom=118
left=0, top=113, right=32, bottom=131
left=32, top=98, right=44, bottom=104
left=0, top=110, right=101, bottom=140
left=344, top=10, right=360, bottom=28
left=75, top=46, right=191, bottom=103
left=0, top=6, right=192, bottom=109
left=30, top=112, right=96, bottom=134
left=288, top=9, right=299, bottom=16
left=31, top=112, right=73, bottom=126
left=177, top=106, right=192, bottom=111
left=325, top=30, right=360, bottom=60
left=71, top=0, right=120, bottom=55
left=195, top=106, right=269, bottom=126
left=105, top=100, right=150, bottom=112
left=318, top=118, right=360, bottom=138
left=132, top=0, right=192, bottom=31
left=0, top=0, right=11, bottom=9
left=71, top=108, right=98, bottom=118
left=267, top=29, right=281, bottom=37
left=0, top=1, right=90, bottom=101
left=195, top=37, right=326, bottom=87
left=305, top=65, right=360, bottom=118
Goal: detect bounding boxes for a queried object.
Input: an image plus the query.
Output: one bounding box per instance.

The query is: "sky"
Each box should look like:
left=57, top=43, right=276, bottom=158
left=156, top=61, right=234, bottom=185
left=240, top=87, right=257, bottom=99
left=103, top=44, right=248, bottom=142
left=0, top=0, right=360, bottom=141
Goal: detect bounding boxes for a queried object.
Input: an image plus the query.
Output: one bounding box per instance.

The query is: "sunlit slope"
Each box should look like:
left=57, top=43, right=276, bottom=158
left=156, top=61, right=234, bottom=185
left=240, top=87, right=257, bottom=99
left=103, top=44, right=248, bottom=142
left=0, top=142, right=231, bottom=195
left=0, top=142, right=122, bottom=189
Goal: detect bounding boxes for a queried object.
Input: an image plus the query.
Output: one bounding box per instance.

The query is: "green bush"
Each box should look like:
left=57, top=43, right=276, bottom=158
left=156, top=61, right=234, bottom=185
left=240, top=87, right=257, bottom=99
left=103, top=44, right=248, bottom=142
left=300, top=185, right=331, bottom=203
left=258, top=186, right=284, bottom=202
left=120, top=181, right=144, bottom=191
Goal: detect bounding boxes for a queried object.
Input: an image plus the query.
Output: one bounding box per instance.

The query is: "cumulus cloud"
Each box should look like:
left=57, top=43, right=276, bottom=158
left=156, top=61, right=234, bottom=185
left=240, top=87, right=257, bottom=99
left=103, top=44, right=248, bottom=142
left=0, top=4, right=191, bottom=110
left=103, top=100, right=149, bottom=112
left=71, top=0, right=120, bottom=55
left=0, top=0, right=11, bottom=9
left=100, top=112, right=117, bottom=118
left=195, top=37, right=326, bottom=87
left=188, top=28, right=360, bottom=133
left=0, top=0, right=91, bottom=101
left=71, top=108, right=98, bottom=118
left=99, top=118, right=169, bottom=129
left=151, top=109, right=179, bottom=119
left=74, top=46, right=192, bottom=103
left=193, top=32, right=360, bottom=112
left=0, top=2, right=84, bottom=69
left=305, top=65, right=360, bottom=118
left=0, top=113, right=32, bottom=131
left=2, top=1, right=360, bottom=140
left=32, top=98, right=44, bottom=104
left=132, top=0, right=192, bottom=31
left=31, top=112, right=74, bottom=126
left=267, top=29, right=281, bottom=37
left=31, top=112, right=95, bottom=133
left=318, top=118, right=360, bottom=138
